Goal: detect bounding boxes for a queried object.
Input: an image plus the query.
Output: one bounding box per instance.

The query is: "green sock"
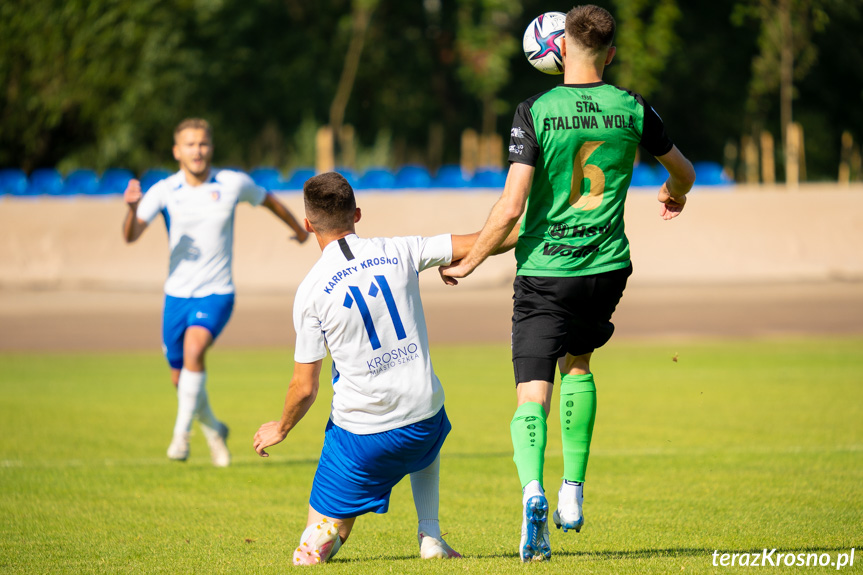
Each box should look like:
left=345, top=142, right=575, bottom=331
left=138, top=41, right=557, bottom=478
left=511, top=402, right=547, bottom=489
left=560, top=373, right=597, bottom=483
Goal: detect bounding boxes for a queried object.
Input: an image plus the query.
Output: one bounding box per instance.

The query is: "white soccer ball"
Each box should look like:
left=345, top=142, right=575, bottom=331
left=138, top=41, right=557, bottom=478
left=522, top=12, right=566, bottom=75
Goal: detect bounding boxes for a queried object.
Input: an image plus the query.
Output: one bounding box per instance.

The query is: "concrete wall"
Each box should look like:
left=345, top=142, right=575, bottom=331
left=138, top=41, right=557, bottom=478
left=1, top=185, right=861, bottom=293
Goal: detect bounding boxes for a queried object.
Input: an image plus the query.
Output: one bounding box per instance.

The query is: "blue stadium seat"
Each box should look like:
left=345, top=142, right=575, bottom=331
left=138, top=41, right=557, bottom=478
left=432, top=164, right=469, bottom=188
left=693, top=161, right=733, bottom=186
left=394, top=165, right=432, bottom=189
left=0, top=168, right=29, bottom=196
left=630, top=163, right=659, bottom=187
left=284, top=168, right=315, bottom=190
left=470, top=168, right=507, bottom=189
left=64, top=169, right=100, bottom=195
left=250, top=167, right=285, bottom=191
left=140, top=168, right=172, bottom=192
left=98, top=168, right=135, bottom=195
left=357, top=167, right=395, bottom=190
left=29, top=168, right=65, bottom=196
left=336, top=167, right=360, bottom=190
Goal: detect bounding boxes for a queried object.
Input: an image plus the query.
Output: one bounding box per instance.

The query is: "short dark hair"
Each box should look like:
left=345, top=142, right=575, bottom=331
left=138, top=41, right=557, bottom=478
left=174, top=118, right=212, bottom=142
left=565, top=5, right=615, bottom=52
left=303, top=172, right=357, bottom=233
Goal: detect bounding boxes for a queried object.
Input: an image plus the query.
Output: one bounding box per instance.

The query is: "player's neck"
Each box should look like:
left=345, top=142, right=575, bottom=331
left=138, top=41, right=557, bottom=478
left=563, top=62, right=605, bottom=84
left=182, top=167, right=211, bottom=187
left=317, top=230, right=356, bottom=252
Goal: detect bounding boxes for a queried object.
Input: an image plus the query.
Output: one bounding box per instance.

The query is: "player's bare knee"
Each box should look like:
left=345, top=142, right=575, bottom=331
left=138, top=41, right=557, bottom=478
left=560, top=353, right=592, bottom=376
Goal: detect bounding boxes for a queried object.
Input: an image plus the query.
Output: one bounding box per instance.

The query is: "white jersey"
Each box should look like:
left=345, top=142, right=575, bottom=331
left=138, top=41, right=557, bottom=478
left=136, top=169, right=266, bottom=298
left=293, top=233, right=453, bottom=435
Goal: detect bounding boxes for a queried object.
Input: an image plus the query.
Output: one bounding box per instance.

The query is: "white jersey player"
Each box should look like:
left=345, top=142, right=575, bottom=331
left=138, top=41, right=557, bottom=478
left=123, top=118, right=308, bottom=467
left=253, top=172, right=515, bottom=565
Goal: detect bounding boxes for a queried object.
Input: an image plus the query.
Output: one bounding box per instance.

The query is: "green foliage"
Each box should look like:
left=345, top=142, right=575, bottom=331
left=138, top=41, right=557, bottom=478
left=455, top=0, right=522, bottom=133
left=732, top=0, right=830, bottom=121
left=606, top=0, right=682, bottom=99
left=0, top=0, right=861, bottom=178
left=1, top=338, right=861, bottom=572
left=0, top=0, right=198, bottom=172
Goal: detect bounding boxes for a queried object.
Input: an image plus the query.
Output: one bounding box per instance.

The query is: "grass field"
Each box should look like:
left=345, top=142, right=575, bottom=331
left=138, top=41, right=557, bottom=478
left=1, top=338, right=861, bottom=573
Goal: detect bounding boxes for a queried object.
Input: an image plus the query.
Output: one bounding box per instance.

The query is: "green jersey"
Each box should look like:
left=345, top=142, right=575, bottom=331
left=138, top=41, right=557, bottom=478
left=508, top=82, right=674, bottom=277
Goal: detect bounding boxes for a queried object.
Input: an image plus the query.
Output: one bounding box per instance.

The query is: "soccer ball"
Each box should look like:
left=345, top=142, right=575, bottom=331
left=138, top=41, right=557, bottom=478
left=522, top=12, right=566, bottom=75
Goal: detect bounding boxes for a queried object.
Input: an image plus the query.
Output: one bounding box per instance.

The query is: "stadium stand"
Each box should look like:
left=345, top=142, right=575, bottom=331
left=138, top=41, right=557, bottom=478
left=249, top=167, right=285, bottom=191
left=471, top=168, right=507, bottom=188
left=0, top=168, right=29, bottom=196
left=63, top=169, right=100, bottom=195
left=98, top=168, right=135, bottom=195
left=394, top=165, right=432, bottom=188
left=284, top=168, right=315, bottom=190
left=140, top=168, right=172, bottom=192
left=357, top=167, right=396, bottom=190
left=693, top=161, right=733, bottom=186
left=29, top=168, right=66, bottom=196
left=1, top=159, right=734, bottom=197
left=432, top=164, right=470, bottom=188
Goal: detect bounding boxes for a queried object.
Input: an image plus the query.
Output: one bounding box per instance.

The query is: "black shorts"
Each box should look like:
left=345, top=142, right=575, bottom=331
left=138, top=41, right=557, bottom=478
left=511, top=265, right=632, bottom=384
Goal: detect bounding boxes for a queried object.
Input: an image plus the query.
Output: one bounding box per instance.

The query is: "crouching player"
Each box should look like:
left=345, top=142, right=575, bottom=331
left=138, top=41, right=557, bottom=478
left=253, top=172, right=509, bottom=564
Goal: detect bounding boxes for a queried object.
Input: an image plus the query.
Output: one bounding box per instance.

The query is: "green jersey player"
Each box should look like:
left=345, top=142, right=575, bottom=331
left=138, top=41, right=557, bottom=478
left=442, top=4, right=696, bottom=562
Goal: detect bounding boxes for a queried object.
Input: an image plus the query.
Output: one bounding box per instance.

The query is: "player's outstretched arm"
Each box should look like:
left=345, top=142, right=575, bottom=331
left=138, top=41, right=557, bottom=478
left=262, top=192, right=310, bottom=244
left=655, top=146, right=696, bottom=220
left=441, top=225, right=521, bottom=286
left=122, top=179, right=149, bottom=243
left=441, top=163, right=534, bottom=281
left=253, top=360, right=322, bottom=457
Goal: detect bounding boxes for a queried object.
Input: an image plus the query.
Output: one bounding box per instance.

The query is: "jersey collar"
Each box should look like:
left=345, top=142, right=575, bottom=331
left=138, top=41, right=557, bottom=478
left=174, top=169, right=217, bottom=190
left=560, top=81, right=606, bottom=88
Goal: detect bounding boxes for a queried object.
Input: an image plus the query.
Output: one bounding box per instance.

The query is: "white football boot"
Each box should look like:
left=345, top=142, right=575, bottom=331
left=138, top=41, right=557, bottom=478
left=418, top=531, right=462, bottom=559
left=204, top=422, right=231, bottom=468
left=166, top=432, right=190, bottom=461
left=519, top=494, right=551, bottom=562
left=552, top=480, right=585, bottom=533
left=293, top=520, right=342, bottom=566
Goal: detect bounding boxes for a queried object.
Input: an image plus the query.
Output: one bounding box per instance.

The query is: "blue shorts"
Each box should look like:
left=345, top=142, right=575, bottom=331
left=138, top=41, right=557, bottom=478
left=309, top=407, right=451, bottom=519
left=161, top=293, right=235, bottom=369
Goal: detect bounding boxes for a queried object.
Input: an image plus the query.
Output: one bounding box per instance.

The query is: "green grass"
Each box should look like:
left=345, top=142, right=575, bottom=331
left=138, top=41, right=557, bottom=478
left=1, top=338, right=862, bottom=573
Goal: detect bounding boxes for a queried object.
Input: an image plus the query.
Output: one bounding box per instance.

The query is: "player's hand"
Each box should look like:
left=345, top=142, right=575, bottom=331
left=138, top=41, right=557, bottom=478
left=253, top=421, right=288, bottom=457
left=124, top=179, right=143, bottom=208
left=439, top=260, right=475, bottom=285
left=292, top=229, right=310, bottom=244
left=438, top=260, right=464, bottom=286
left=657, top=183, right=686, bottom=220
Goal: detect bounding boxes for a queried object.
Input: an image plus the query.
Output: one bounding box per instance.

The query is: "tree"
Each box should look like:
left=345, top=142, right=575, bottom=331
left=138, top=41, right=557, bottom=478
left=732, top=0, right=829, bottom=173
left=606, top=0, right=682, bottom=99
left=455, top=0, right=522, bottom=136
left=0, top=0, right=199, bottom=172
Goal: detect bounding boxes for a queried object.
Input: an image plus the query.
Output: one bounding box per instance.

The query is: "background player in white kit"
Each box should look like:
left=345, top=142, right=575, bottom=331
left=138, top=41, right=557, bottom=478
left=123, top=118, right=308, bottom=467
left=253, top=172, right=512, bottom=565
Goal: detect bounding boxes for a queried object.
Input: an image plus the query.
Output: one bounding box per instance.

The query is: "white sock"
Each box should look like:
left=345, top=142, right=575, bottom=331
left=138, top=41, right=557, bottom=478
left=410, top=454, right=442, bottom=540
left=173, top=368, right=205, bottom=437
left=522, top=479, right=544, bottom=505
left=195, top=382, right=221, bottom=438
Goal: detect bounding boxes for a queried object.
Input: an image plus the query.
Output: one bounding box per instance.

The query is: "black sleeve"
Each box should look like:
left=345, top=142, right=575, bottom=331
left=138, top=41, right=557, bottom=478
left=508, top=101, right=540, bottom=166
left=639, top=96, right=674, bottom=157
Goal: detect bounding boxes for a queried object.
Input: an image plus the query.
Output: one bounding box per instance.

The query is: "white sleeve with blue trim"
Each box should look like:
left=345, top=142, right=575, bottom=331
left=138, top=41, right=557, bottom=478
left=136, top=183, right=166, bottom=224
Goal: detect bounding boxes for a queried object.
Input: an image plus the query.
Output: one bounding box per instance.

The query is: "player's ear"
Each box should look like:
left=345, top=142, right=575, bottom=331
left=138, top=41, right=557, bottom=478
left=172, top=145, right=180, bottom=161
left=605, top=45, right=616, bottom=66
left=354, top=207, right=362, bottom=223
left=303, top=218, right=314, bottom=233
